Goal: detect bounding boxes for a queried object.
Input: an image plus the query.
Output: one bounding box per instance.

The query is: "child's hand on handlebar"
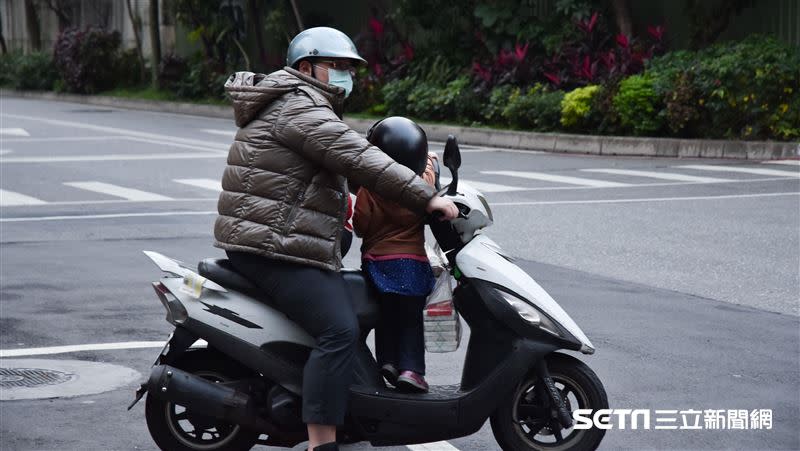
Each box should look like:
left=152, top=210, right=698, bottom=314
left=426, top=196, right=459, bottom=220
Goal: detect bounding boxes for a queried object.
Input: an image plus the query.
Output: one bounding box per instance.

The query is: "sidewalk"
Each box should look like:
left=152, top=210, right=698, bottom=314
left=4, top=89, right=798, bottom=160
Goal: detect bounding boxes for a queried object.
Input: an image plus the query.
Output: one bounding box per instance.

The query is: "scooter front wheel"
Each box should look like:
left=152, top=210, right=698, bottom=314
left=490, top=352, right=608, bottom=451
left=144, top=349, right=261, bottom=451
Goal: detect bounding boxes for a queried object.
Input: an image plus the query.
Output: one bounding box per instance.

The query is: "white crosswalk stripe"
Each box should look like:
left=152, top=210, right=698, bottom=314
left=581, top=168, right=731, bottom=183
left=484, top=170, right=631, bottom=187
left=201, top=129, right=236, bottom=138
left=762, top=160, right=800, bottom=166
left=174, top=178, right=222, bottom=192
left=64, top=182, right=173, bottom=201
left=1, top=152, right=226, bottom=163
left=677, top=165, right=800, bottom=178
left=0, top=189, right=47, bottom=206
left=407, top=441, right=460, bottom=451
left=439, top=177, right=525, bottom=193
left=0, top=128, right=30, bottom=136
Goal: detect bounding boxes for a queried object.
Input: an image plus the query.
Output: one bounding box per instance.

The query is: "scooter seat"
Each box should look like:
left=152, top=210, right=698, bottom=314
left=198, top=258, right=264, bottom=300
left=341, top=269, right=380, bottom=330
left=197, top=259, right=380, bottom=329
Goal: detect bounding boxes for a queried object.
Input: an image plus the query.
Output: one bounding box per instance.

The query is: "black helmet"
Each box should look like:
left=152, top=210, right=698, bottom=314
left=367, top=117, right=428, bottom=175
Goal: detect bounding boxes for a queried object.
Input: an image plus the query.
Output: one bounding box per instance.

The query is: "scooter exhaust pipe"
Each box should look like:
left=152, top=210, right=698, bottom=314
left=147, top=364, right=272, bottom=432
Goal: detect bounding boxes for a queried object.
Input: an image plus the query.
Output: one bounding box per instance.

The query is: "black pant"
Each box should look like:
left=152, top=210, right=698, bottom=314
left=226, top=251, right=358, bottom=426
left=375, top=293, right=426, bottom=375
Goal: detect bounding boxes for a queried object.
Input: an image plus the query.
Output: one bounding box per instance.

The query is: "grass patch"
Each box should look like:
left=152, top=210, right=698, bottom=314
left=99, top=86, right=230, bottom=106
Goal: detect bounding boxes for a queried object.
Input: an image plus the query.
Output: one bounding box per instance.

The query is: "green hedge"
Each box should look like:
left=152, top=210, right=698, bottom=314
left=0, top=52, right=59, bottom=91
left=3, top=35, right=796, bottom=141
left=378, top=35, right=799, bottom=141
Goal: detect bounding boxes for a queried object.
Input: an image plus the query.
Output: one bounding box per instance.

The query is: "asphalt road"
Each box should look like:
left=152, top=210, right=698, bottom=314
left=1, top=97, right=798, bottom=450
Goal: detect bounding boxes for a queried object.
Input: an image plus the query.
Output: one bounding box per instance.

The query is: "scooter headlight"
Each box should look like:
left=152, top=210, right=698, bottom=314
left=496, top=290, right=562, bottom=337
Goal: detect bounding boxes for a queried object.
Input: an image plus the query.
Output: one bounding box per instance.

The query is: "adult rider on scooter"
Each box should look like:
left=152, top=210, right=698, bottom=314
left=214, top=27, right=458, bottom=451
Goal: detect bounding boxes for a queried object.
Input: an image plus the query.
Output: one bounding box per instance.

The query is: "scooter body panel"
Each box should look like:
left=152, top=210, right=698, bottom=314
left=161, top=277, right=315, bottom=348
left=160, top=277, right=313, bottom=393
left=456, top=234, right=594, bottom=351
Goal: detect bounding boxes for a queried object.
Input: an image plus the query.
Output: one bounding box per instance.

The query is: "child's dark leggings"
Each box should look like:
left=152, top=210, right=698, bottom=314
left=375, top=293, right=426, bottom=374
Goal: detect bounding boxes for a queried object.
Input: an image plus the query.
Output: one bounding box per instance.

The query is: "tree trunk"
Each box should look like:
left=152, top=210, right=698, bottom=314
left=608, top=0, right=633, bottom=37
left=24, top=0, right=42, bottom=51
left=0, top=9, right=7, bottom=55
left=149, top=0, right=162, bottom=89
left=44, top=0, right=72, bottom=32
left=126, top=0, right=147, bottom=83
left=248, top=0, right=269, bottom=70
left=288, top=0, right=304, bottom=32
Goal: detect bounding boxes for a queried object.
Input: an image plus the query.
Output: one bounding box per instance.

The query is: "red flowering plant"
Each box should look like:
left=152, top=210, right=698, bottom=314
left=541, top=12, right=666, bottom=90
left=348, top=14, right=416, bottom=113
left=471, top=41, right=535, bottom=92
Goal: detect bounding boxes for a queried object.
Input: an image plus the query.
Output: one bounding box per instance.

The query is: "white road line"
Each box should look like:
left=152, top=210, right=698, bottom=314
left=123, top=136, right=228, bottom=153
left=0, top=210, right=216, bottom=222
left=0, top=135, right=227, bottom=153
left=0, top=128, right=30, bottom=136
left=429, top=141, right=544, bottom=154
left=0, top=189, right=47, bottom=206
left=1, top=113, right=228, bottom=152
left=407, top=441, right=460, bottom=451
left=64, top=182, right=173, bottom=201
left=678, top=164, right=800, bottom=178
left=0, top=149, right=12, bottom=155
left=201, top=128, right=236, bottom=137
left=492, top=192, right=800, bottom=207
left=0, top=152, right=226, bottom=163
left=762, top=160, right=800, bottom=166
left=484, top=170, right=631, bottom=188
left=175, top=178, right=222, bottom=192
left=440, top=177, right=524, bottom=193
left=0, top=135, right=121, bottom=143
left=0, top=197, right=217, bottom=207
left=0, top=340, right=209, bottom=358
left=581, top=168, right=731, bottom=183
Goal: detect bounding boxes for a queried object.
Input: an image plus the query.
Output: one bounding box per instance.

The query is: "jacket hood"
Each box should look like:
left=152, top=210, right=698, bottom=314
left=225, top=67, right=345, bottom=127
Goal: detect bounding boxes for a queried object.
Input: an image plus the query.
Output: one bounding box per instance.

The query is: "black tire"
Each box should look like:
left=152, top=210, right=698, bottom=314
left=144, top=349, right=261, bottom=451
left=490, top=353, right=608, bottom=451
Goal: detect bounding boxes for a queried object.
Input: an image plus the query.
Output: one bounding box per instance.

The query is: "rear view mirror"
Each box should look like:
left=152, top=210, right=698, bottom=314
left=443, top=135, right=461, bottom=171
left=443, top=135, right=461, bottom=195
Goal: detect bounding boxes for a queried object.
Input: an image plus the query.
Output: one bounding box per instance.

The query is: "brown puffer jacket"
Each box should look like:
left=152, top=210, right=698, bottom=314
left=214, top=68, right=436, bottom=271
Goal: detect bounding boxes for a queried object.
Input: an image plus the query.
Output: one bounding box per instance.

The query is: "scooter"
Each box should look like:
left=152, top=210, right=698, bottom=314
left=129, top=135, right=609, bottom=451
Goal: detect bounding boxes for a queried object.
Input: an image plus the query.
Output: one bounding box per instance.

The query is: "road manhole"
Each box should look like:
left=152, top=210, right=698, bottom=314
left=0, top=368, right=75, bottom=388
left=0, top=359, right=140, bottom=401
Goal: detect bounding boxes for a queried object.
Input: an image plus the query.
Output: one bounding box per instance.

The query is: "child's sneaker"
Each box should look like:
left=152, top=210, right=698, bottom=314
left=380, top=363, right=399, bottom=386
left=396, top=370, right=429, bottom=393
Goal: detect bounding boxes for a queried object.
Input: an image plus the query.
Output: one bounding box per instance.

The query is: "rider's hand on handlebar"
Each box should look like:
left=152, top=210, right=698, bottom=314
left=426, top=196, right=459, bottom=220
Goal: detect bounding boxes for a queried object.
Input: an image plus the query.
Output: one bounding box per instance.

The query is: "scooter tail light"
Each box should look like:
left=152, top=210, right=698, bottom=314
left=151, top=282, right=187, bottom=325
left=154, top=281, right=170, bottom=295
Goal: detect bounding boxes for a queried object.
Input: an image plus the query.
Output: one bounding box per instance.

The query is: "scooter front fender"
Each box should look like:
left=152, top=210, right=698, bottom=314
left=456, top=235, right=595, bottom=354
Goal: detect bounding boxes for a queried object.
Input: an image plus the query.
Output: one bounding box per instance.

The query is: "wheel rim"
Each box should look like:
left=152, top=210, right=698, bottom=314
left=511, top=373, right=588, bottom=450
left=164, top=370, right=243, bottom=450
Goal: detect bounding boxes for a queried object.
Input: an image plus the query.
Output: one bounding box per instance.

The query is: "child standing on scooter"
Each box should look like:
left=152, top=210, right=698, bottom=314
left=353, top=117, right=437, bottom=393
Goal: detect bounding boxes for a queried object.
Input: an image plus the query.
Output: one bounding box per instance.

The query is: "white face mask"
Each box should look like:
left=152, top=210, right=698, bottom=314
left=314, top=65, right=354, bottom=98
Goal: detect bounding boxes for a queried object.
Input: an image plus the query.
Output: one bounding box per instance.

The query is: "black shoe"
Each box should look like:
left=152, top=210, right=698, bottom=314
left=380, top=363, right=399, bottom=386
left=309, top=442, right=339, bottom=451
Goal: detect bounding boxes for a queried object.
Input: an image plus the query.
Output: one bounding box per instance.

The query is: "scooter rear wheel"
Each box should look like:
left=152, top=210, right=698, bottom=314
left=144, top=349, right=261, bottom=451
left=490, top=352, right=608, bottom=451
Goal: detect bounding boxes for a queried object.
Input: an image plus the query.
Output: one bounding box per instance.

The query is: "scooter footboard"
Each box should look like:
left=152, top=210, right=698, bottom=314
left=348, top=339, right=557, bottom=446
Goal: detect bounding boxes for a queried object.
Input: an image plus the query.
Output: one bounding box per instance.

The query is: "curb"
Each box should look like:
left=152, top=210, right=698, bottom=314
left=4, top=89, right=798, bottom=160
